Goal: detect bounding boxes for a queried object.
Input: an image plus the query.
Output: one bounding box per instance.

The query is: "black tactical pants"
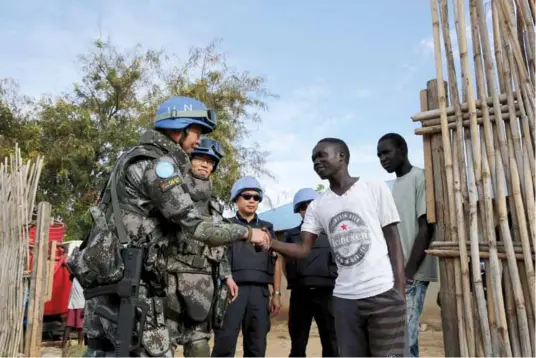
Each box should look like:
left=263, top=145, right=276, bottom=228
left=211, top=284, right=270, bottom=357
left=288, top=287, right=338, bottom=357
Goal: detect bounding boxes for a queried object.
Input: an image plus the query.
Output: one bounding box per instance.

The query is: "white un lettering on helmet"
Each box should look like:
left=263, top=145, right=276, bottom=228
left=183, top=104, right=193, bottom=111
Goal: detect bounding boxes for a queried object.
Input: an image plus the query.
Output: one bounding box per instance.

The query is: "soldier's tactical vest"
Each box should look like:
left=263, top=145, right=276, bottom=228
left=69, top=139, right=172, bottom=290
left=69, top=130, right=191, bottom=357
left=228, top=215, right=276, bottom=285
left=284, top=225, right=337, bottom=290
left=166, top=174, right=226, bottom=325
left=167, top=174, right=226, bottom=275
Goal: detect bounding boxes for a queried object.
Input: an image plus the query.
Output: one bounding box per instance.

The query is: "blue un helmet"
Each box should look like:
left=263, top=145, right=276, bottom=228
left=154, top=96, right=217, bottom=134
left=230, top=176, right=263, bottom=202
left=292, top=188, right=319, bottom=213
left=191, top=138, right=224, bottom=171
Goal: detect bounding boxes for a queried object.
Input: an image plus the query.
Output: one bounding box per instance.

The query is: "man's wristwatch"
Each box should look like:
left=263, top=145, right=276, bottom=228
left=273, top=290, right=282, bottom=296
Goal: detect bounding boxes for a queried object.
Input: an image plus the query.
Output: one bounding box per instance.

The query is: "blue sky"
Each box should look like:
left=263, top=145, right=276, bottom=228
left=0, top=0, right=442, bottom=210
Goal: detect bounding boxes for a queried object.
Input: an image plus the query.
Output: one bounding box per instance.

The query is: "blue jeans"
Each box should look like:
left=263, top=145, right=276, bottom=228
left=405, top=279, right=429, bottom=357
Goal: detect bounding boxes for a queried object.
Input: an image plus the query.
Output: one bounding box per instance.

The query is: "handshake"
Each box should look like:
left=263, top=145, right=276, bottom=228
left=247, top=227, right=272, bottom=251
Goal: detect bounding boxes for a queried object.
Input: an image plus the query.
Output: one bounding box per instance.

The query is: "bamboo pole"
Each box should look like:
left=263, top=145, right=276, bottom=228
left=421, top=104, right=519, bottom=125
left=418, top=104, right=518, bottom=126
left=45, top=240, right=56, bottom=302
left=470, top=2, right=517, bottom=354
left=495, top=1, right=536, bottom=311
left=425, top=249, right=525, bottom=260
left=411, top=93, right=512, bottom=121
left=429, top=240, right=534, bottom=253
left=415, top=111, right=521, bottom=135
left=498, top=0, right=536, bottom=102
left=0, top=146, right=44, bottom=357
left=494, top=148, right=532, bottom=356
left=514, top=0, right=535, bottom=83
left=518, top=261, right=536, bottom=356
left=477, top=0, right=511, bottom=177
left=497, top=12, right=528, bottom=197
left=503, top=266, right=522, bottom=356
left=440, top=2, right=483, bottom=355
left=430, top=1, right=468, bottom=355
left=420, top=90, right=437, bottom=223
left=25, top=202, right=51, bottom=357
left=427, top=79, right=461, bottom=356
left=508, top=46, right=536, bottom=248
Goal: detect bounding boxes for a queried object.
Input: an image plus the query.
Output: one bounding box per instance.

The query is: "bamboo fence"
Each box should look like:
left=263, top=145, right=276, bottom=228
left=414, top=0, right=535, bottom=356
left=0, top=145, right=44, bottom=357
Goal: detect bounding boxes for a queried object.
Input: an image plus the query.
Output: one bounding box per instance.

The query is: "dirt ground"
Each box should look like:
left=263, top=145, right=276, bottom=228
left=47, top=283, right=445, bottom=357
left=174, top=283, right=445, bottom=357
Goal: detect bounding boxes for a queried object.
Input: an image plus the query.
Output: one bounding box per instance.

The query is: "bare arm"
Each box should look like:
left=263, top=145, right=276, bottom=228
left=405, top=215, right=434, bottom=279
left=280, top=255, right=287, bottom=278
left=270, top=231, right=317, bottom=259
left=383, top=223, right=406, bottom=296
left=273, top=254, right=282, bottom=292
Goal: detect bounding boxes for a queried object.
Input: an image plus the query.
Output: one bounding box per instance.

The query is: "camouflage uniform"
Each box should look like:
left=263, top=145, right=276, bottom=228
left=166, top=173, right=231, bottom=357
left=81, top=130, right=249, bottom=357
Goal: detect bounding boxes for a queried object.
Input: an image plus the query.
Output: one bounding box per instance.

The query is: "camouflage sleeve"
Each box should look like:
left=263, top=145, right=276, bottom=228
left=218, top=251, right=232, bottom=280
left=140, top=156, right=249, bottom=246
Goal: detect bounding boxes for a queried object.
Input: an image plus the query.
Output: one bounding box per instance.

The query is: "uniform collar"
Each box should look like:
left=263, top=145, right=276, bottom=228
left=236, top=212, right=258, bottom=224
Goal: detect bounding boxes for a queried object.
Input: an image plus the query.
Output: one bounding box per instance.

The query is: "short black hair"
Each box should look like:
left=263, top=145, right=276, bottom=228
left=378, top=133, right=408, bottom=154
left=317, top=137, right=350, bottom=164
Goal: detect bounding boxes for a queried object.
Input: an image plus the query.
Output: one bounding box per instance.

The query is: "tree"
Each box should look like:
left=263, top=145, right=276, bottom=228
left=316, top=183, right=325, bottom=192
left=0, top=39, right=276, bottom=240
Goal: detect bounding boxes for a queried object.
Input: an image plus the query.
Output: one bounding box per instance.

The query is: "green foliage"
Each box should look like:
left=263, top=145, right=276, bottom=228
left=0, top=39, right=276, bottom=240
left=315, top=183, right=326, bottom=192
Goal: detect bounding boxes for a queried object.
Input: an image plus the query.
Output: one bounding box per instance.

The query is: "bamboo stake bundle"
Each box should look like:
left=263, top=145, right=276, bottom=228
left=494, top=2, right=536, bottom=312
left=494, top=148, right=532, bottom=356
left=430, top=1, right=469, bottom=355
left=0, top=145, right=43, bottom=357
left=421, top=0, right=536, bottom=356
left=439, top=1, right=479, bottom=355
left=498, top=0, right=536, bottom=102
left=512, top=0, right=535, bottom=82
left=472, top=1, right=527, bottom=356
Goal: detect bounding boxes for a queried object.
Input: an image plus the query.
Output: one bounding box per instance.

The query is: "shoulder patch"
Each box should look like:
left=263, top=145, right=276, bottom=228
left=155, top=161, right=175, bottom=179
left=160, top=176, right=182, bottom=192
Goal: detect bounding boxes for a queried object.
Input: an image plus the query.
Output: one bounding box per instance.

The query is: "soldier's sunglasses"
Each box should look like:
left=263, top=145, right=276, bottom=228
left=298, top=202, right=310, bottom=212
left=240, top=193, right=261, bottom=202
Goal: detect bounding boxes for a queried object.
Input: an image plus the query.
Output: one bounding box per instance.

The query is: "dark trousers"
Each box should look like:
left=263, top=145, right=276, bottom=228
left=211, top=284, right=270, bottom=357
left=333, top=288, right=407, bottom=357
left=288, top=287, right=338, bottom=357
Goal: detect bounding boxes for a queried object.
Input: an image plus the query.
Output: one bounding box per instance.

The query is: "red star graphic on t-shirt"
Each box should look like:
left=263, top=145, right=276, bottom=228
left=341, top=224, right=348, bottom=230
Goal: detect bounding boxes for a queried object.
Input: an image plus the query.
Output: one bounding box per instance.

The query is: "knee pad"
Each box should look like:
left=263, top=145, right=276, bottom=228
left=183, top=339, right=210, bottom=357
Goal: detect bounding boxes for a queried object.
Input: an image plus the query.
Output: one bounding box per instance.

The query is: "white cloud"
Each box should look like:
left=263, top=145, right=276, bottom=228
left=418, top=37, right=435, bottom=56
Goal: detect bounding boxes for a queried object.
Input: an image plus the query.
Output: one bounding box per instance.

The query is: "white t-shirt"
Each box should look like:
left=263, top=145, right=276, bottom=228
left=68, top=278, right=85, bottom=310
left=301, top=178, right=400, bottom=300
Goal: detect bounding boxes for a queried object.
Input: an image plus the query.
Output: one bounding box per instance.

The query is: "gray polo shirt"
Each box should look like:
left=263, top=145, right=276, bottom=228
left=390, top=166, right=438, bottom=282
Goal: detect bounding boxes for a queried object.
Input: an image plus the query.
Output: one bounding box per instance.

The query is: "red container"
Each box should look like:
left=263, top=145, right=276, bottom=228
left=26, top=222, right=72, bottom=316
left=43, top=255, right=73, bottom=316
left=28, top=223, right=66, bottom=245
